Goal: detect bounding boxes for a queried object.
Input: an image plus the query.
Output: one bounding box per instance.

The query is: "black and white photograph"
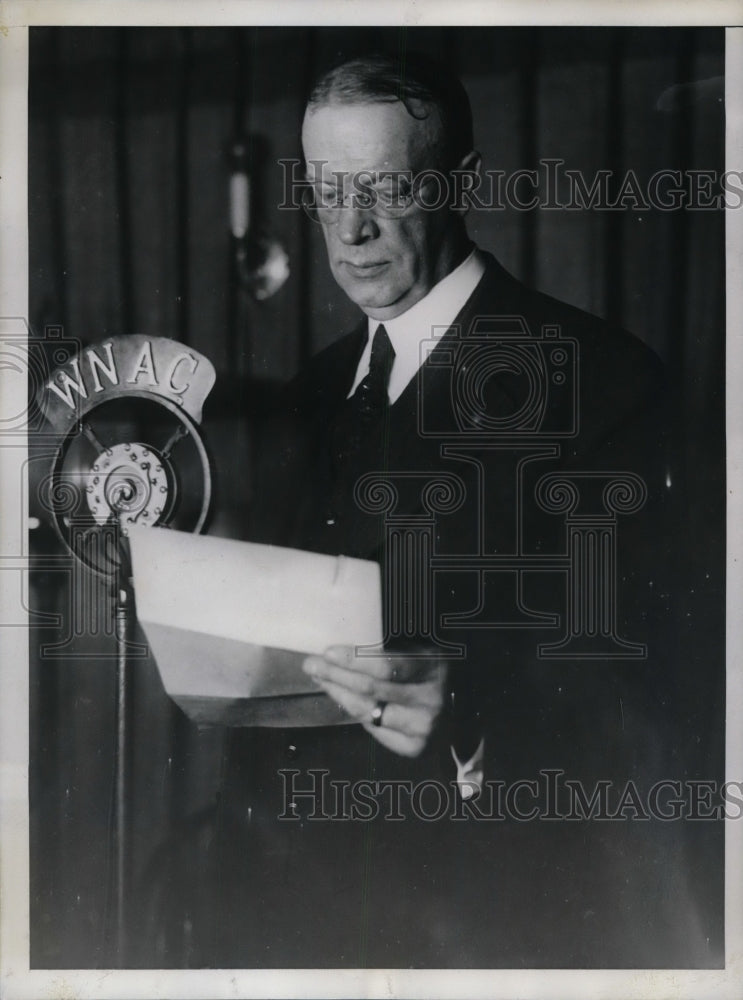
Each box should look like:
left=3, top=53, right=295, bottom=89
left=1, top=3, right=742, bottom=997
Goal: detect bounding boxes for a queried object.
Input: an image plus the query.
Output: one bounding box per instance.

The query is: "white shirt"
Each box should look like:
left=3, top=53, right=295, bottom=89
left=348, top=247, right=487, bottom=404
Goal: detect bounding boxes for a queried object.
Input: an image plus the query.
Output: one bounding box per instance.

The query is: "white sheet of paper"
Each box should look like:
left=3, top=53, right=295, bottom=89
left=128, top=525, right=383, bottom=727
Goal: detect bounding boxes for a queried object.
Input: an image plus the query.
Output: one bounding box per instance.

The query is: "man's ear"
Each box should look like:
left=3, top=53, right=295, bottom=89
left=451, top=149, right=482, bottom=217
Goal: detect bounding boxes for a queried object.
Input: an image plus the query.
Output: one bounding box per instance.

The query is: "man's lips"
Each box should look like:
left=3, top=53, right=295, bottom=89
left=342, top=261, right=389, bottom=278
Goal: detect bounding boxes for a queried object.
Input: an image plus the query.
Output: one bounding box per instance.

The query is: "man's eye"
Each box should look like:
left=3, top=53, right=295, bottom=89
left=376, top=181, right=412, bottom=206
left=317, top=188, right=343, bottom=208
left=353, top=190, right=375, bottom=209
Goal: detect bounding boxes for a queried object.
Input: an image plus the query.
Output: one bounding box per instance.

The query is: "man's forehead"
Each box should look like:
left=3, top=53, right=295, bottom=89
left=301, top=100, right=444, bottom=176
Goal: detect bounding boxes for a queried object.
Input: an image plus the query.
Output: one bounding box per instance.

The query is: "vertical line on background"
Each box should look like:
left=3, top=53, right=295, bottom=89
left=47, top=29, right=70, bottom=333
left=114, top=29, right=134, bottom=336
left=519, top=28, right=539, bottom=286
left=32, top=30, right=65, bottom=964
left=175, top=28, right=192, bottom=344
left=297, top=28, right=317, bottom=370
left=668, top=31, right=695, bottom=404
left=447, top=27, right=459, bottom=78
left=396, top=26, right=408, bottom=94
left=604, top=31, right=625, bottom=327
left=667, top=30, right=697, bottom=500
left=227, top=26, right=252, bottom=374
left=164, top=28, right=194, bottom=882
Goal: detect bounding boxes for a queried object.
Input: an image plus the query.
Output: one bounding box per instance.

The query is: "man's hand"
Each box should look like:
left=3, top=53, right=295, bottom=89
left=302, top=646, right=448, bottom=757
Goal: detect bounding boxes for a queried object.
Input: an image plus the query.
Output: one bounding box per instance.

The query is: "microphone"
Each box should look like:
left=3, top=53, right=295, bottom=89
left=38, top=335, right=215, bottom=578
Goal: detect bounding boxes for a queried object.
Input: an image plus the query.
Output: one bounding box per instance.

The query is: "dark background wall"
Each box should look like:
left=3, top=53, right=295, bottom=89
left=28, top=26, right=725, bottom=968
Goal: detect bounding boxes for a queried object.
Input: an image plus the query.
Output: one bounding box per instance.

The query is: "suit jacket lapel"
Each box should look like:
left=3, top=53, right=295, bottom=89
left=297, top=254, right=549, bottom=558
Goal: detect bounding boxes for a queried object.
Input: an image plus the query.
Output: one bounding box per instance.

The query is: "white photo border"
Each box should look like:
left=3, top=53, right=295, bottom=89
left=1, top=2, right=741, bottom=997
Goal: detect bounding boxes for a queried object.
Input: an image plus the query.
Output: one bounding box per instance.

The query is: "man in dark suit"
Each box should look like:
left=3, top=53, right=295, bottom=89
left=145, top=53, right=722, bottom=970
left=252, top=51, right=666, bottom=771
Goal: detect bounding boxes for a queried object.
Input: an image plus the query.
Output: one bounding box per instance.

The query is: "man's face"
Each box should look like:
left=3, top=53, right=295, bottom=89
left=301, top=101, right=461, bottom=320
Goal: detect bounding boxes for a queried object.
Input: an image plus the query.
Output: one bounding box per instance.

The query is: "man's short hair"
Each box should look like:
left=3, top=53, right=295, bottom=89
left=306, top=52, right=474, bottom=169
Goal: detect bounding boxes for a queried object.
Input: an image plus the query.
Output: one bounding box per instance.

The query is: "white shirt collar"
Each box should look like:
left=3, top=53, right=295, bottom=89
left=349, top=247, right=487, bottom=404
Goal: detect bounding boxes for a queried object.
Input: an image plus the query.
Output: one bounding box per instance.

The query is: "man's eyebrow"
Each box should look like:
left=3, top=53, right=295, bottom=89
left=304, top=176, right=343, bottom=189
left=303, top=169, right=416, bottom=184
left=303, top=166, right=347, bottom=183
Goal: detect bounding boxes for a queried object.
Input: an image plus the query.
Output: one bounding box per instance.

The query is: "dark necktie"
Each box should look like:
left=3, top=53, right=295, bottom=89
left=321, top=325, right=395, bottom=533
left=331, top=323, right=395, bottom=466
left=353, top=323, right=395, bottom=418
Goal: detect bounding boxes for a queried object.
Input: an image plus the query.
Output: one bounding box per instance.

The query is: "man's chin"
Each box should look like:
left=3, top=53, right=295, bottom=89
left=333, top=274, right=407, bottom=317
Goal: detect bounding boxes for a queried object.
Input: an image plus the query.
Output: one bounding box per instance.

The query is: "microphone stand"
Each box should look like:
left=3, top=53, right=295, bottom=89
left=112, top=580, right=133, bottom=965
left=98, top=516, right=138, bottom=967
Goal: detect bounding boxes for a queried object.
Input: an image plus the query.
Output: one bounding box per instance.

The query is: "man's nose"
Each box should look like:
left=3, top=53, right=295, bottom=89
left=335, top=205, right=379, bottom=245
